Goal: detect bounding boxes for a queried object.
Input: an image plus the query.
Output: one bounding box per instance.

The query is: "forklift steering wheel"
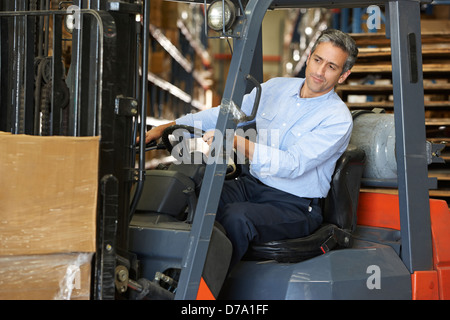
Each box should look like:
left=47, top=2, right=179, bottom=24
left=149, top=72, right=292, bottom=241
left=161, top=124, right=241, bottom=179
left=161, top=124, right=205, bottom=153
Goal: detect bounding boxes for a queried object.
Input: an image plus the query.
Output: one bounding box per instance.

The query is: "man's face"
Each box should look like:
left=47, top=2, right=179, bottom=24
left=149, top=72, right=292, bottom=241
left=302, top=41, right=351, bottom=98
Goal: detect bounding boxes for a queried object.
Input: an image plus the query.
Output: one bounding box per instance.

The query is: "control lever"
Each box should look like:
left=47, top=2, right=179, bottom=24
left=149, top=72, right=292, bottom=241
left=243, top=74, right=261, bottom=122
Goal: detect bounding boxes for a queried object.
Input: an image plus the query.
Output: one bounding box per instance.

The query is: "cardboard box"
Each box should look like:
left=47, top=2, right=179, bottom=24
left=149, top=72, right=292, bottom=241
left=0, top=253, right=93, bottom=300
left=0, top=132, right=99, bottom=256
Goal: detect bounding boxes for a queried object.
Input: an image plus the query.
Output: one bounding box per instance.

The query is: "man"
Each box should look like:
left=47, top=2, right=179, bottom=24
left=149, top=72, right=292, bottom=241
left=143, top=29, right=358, bottom=270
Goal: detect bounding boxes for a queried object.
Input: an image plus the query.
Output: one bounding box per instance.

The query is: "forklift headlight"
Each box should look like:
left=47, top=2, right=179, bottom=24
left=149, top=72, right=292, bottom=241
left=207, top=0, right=236, bottom=32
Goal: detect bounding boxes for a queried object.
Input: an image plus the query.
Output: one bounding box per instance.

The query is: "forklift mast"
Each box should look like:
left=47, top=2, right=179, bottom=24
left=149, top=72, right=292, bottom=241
left=0, top=0, right=435, bottom=300
left=0, top=0, right=143, bottom=299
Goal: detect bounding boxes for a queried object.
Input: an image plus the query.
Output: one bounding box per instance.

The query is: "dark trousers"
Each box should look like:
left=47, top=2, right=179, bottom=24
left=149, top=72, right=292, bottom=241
left=216, top=171, right=323, bottom=270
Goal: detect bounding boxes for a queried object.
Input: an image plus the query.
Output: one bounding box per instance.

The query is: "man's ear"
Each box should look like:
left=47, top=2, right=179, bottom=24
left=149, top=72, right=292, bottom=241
left=338, top=70, right=351, bottom=84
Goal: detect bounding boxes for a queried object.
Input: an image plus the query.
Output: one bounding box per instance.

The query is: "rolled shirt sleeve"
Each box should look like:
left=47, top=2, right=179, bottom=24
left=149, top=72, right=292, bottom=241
left=175, top=106, right=220, bottom=131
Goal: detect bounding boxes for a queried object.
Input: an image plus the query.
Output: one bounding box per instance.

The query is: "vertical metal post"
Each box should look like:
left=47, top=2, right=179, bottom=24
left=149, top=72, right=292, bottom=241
left=0, top=15, right=4, bottom=131
left=51, top=14, right=63, bottom=136
left=11, top=0, right=26, bottom=134
left=69, top=0, right=83, bottom=136
left=175, top=0, right=273, bottom=300
left=79, top=14, right=100, bottom=137
left=23, top=12, right=36, bottom=135
left=94, top=174, right=119, bottom=300
left=129, top=0, right=150, bottom=220
left=388, top=0, right=433, bottom=273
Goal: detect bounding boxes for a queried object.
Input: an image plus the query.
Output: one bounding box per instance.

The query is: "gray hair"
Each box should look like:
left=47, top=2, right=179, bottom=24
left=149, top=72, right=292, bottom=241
left=311, top=29, right=359, bottom=74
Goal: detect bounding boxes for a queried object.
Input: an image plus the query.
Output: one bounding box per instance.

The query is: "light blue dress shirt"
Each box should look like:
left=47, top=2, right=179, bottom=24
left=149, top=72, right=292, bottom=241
left=176, top=77, right=353, bottom=198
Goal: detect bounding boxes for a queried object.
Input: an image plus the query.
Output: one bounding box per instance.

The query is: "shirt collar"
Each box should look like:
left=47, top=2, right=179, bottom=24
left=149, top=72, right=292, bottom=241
left=291, top=78, right=335, bottom=100
left=289, top=78, right=305, bottom=97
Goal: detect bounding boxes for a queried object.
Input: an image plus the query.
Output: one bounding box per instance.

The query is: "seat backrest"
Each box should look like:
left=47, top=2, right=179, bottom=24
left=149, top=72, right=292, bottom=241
left=322, top=144, right=366, bottom=232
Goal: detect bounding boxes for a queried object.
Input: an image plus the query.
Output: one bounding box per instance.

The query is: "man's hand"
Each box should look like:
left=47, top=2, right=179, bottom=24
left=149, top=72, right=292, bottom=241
left=136, top=121, right=176, bottom=144
left=202, top=130, right=254, bottom=161
left=202, top=130, right=215, bottom=145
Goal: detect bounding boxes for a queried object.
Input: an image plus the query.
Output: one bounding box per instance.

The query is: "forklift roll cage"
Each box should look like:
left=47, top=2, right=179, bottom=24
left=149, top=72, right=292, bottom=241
left=172, top=0, right=434, bottom=300
left=0, top=0, right=436, bottom=300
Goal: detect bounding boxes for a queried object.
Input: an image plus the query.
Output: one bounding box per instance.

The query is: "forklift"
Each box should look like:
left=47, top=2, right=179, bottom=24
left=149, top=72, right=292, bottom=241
left=1, top=0, right=449, bottom=300
left=127, top=0, right=450, bottom=300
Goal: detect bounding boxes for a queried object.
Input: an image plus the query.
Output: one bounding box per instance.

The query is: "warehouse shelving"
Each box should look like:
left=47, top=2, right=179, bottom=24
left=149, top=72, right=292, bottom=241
left=338, top=30, right=450, bottom=202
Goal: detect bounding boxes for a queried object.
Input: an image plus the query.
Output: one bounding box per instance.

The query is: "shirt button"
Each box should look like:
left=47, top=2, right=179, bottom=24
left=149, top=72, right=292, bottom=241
left=282, top=123, right=286, bottom=126
left=297, top=133, right=301, bottom=136
left=297, top=103, right=300, bottom=106
left=308, top=206, right=312, bottom=212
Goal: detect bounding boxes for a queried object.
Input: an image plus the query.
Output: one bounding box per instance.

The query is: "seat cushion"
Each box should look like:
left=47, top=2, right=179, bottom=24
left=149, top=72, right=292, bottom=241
left=244, top=224, right=352, bottom=263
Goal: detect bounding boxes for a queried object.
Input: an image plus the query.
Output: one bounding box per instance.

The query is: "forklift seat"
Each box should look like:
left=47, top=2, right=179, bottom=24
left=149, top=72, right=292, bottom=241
left=244, top=144, right=366, bottom=263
